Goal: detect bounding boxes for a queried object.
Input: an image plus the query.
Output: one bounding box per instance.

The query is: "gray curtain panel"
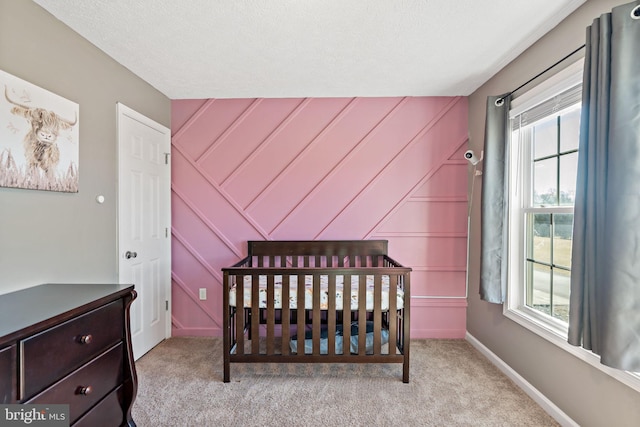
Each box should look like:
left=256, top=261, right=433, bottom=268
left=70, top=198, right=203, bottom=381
left=568, top=1, right=640, bottom=372
left=479, top=94, right=511, bottom=303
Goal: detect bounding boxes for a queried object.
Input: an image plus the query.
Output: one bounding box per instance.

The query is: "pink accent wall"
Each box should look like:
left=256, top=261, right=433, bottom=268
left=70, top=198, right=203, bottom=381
left=171, top=96, right=469, bottom=338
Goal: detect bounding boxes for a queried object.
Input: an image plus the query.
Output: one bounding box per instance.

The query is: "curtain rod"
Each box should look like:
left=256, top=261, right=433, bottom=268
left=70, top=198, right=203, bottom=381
left=495, top=44, right=585, bottom=106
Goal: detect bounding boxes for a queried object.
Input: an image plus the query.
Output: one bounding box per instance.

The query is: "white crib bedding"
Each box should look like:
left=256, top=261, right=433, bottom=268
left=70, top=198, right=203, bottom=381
left=228, top=274, right=404, bottom=311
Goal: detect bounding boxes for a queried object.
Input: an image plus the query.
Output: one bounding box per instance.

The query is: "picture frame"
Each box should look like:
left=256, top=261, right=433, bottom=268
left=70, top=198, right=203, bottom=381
left=0, top=69, right=79, bottom=192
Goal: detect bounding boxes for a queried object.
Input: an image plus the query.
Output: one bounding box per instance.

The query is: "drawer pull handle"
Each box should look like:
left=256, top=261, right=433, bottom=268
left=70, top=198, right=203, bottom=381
left=78, top=334, right=93, bottom=344
left=76, top=386, right=93, bottom=396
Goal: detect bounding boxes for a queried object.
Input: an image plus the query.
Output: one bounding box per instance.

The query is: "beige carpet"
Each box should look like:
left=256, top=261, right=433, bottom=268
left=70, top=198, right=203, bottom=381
left=131, top=337, right=560, bottom=427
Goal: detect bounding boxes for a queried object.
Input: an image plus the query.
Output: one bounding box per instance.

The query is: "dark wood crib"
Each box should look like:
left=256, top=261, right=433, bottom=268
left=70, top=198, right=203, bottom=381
left=222, top=240, right=411, bottom=383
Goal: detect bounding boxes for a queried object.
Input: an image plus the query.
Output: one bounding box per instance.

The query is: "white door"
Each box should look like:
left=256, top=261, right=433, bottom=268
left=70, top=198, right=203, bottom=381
left=117, top=103, right=171, bottom=360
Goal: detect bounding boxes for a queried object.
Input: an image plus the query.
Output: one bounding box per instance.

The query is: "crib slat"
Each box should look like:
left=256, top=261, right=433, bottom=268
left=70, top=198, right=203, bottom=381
left=236, top=275, right=245, bottom=356
left=312, top=274, right=321, bottom=356
left=343, top=274, right=351, bottom=355
left=388, top=274, right=397, bottom=356
left=282, top=275, right=291, bottom=355
left=373, top=274, right=382, bottom=355
left=402, top=272, right=411, bottom=383
left=251, top=274, right=260, bottom=355
left=358, top=274, right=366, bottom=355
left=266, top=274, right=275, bottom=355
left=327, top=273, right=336, bottom=356
left=297, top=274, right=305, bottom=355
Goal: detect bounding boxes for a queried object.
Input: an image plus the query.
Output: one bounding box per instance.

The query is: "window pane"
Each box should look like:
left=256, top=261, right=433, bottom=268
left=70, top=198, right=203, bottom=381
left=529, top=213, right=551, bottom=264
left=510, top=82, right=581, bottom=331
left=552, top=269, right=570, bottom=322
left=534, top=157, right=558, bottom=206
left=553, top=213, right=573, bottom=269
left=527, top=262, right=551, bottom=315
left=559, top=152, right=578, bottom=205
left=560, top=108, right=580, bottom=152
left=533, top=116, right=558, bottom=159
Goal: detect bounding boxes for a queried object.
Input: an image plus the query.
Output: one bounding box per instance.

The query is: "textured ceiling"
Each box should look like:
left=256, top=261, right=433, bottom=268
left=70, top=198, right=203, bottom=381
left=33, top=0, right=585, bottom=99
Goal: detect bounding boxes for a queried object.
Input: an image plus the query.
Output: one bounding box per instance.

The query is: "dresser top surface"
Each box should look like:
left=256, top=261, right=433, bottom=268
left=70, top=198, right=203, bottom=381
left=0, top=283, right=135, bottom=343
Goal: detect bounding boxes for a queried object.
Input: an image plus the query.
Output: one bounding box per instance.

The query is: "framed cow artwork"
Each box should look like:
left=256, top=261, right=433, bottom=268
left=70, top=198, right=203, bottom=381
left=0, top=70, right=79, bottom=192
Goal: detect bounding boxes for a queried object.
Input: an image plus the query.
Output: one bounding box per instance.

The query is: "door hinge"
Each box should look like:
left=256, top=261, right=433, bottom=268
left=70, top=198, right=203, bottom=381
left=164, top=152, right=170, bottom=165
left=165, top=227, right=169, bottom=238
left=165, top=300, right=169, bottom=311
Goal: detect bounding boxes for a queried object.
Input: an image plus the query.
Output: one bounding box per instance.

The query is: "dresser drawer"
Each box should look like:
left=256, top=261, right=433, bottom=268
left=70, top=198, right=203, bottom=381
left=73, top=384, right=124, bottom=427
left=28, top=342, right=124, bottom=424
left=21, top=300, right=124, bottom=399
left=0, top=345, right=16, bottom=403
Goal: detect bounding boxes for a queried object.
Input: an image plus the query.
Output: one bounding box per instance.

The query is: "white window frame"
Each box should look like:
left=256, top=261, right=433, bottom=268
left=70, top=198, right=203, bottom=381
left=503, top=58, right=640, bottom=392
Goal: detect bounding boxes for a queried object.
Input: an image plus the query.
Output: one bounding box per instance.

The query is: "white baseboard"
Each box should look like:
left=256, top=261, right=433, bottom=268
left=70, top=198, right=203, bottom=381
left=465, top=332, right=578, bottom=427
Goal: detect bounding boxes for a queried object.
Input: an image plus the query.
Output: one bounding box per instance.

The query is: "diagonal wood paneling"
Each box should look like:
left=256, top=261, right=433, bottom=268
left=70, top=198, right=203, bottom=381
left=225, top=97, right=354, bottom=209
left=302, top=97, right=467, bottom=240
left=171, top=96, right=469, bottom=338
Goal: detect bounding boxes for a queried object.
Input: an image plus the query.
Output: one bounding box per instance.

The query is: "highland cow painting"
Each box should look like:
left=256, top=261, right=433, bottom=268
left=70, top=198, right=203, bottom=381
left=0, top=70, right=79, bottom=192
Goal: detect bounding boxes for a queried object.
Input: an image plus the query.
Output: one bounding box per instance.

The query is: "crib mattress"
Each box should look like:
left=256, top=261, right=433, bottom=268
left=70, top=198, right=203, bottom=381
left=228, top=274, right=404, bottom=311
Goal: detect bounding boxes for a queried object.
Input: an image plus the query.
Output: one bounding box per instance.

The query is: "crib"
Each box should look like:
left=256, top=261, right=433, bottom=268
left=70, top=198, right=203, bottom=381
left=222, top=240, right=411, bottom=383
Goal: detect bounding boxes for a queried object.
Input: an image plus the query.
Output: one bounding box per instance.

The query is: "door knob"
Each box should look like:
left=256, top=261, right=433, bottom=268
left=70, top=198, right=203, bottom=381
left=125, top=251, right=138, bottom=259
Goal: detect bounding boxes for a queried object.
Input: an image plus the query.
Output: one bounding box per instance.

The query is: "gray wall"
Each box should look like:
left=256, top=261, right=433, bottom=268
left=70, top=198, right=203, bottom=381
left=467, top=0, right=640, bottom=426
left=0, top=0, right=171, bottom=294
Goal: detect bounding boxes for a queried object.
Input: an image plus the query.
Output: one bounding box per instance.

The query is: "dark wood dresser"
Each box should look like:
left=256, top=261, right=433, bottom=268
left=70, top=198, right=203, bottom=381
left=0, top=283, right=137, bottom=427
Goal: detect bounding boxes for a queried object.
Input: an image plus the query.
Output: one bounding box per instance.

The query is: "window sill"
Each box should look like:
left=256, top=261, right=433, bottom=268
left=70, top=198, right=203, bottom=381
left=503, top=305, right=640, bottom=393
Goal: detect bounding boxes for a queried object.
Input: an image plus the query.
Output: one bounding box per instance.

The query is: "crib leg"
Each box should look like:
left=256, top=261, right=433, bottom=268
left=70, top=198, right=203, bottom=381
left=402, top=334, right=410, bottom=383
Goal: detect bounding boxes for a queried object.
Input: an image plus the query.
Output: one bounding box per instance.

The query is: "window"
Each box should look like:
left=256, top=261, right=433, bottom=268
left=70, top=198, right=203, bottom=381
left=505, top=60, right=583, bottom=336
left=504, top=60, right=640, bottom=392
left=522, top=106, right=580, bottom=323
